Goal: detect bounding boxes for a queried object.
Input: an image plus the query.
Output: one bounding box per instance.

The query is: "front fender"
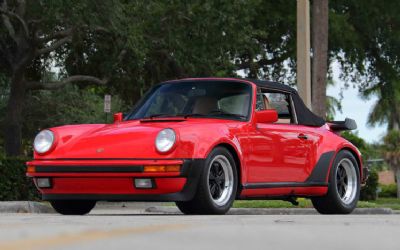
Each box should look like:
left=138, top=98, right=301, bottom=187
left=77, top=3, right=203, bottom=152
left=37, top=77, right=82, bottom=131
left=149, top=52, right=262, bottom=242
left=176, top=123, right=245, bottom=184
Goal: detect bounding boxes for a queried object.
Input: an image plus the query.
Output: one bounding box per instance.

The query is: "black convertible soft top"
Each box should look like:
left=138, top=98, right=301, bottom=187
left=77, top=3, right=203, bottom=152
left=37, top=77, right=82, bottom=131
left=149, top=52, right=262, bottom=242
left=250, top=79, right=326, bottom=127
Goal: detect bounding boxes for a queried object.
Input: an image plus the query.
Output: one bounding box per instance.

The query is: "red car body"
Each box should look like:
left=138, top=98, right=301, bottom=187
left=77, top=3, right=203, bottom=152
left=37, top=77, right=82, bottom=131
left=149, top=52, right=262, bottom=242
left=26, top=78, right=364, bottom=204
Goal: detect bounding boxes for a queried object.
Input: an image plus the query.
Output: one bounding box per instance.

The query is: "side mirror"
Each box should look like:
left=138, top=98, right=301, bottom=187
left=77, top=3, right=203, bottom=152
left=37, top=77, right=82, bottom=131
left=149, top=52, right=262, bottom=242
left=255, top=109, right=278, bottom=123
left=113, top=112, right=123, bottom=123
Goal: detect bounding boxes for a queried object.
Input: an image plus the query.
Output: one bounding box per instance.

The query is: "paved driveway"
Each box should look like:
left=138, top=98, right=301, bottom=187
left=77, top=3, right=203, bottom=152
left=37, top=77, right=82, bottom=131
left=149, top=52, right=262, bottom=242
left=0, top=205, right=399, bottom=250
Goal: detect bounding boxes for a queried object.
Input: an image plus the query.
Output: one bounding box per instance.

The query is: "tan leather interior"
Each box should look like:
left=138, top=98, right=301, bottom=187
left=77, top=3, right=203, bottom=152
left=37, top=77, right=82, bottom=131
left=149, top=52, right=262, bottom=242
left=263, top=94, right=290, bottom=124
left=192, top=97, right=218, bottom=114
left=263, top=95, right=272, bottom=109
left=276, top=118, right=291, bottom=124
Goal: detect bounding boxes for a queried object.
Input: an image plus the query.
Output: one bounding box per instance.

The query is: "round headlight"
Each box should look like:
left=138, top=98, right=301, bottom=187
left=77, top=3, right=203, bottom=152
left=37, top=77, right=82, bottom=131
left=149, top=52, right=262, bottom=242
left=155, top=128, right=176, bottom=153
left=33, top=130, right=55, bottom=154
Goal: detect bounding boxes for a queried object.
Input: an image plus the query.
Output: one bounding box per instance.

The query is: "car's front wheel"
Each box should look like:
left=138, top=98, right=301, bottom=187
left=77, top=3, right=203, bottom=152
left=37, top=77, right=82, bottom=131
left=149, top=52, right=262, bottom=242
left=50, top=200, right=96, bottom=215
left=176, top=147, right=238, bottom=215
left=312, top=150, right=360, bottom=214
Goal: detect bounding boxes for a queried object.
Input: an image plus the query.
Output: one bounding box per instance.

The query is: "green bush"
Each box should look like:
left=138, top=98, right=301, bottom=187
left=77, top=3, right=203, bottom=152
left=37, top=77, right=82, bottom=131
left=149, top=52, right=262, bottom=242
left=0, top=157, right=40, bottom=201
left=379, top=184, right=397, bottom=198
left=360, top=169, right=379, bottom=201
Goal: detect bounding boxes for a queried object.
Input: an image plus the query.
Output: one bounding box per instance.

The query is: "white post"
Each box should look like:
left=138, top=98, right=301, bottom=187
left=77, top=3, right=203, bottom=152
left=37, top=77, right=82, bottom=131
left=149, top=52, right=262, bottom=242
left=104, top=94, right=111, bottom=123
left=297, top=0, right=312, bottom=109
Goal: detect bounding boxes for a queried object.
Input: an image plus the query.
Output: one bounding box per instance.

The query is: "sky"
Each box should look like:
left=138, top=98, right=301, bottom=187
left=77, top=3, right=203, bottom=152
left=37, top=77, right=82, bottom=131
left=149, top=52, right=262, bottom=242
left=327, top=62, right=386, bottom=143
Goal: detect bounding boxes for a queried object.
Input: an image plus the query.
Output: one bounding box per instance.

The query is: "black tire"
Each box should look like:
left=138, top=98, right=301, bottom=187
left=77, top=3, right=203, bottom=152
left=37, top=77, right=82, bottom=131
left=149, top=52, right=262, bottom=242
left=312, top=150, right=360, bottom=214
left=176, top=147, right=238, bottom=215
left=175, top=201, right=199, bottom=215
left=50, top=200, right=96, bottom=215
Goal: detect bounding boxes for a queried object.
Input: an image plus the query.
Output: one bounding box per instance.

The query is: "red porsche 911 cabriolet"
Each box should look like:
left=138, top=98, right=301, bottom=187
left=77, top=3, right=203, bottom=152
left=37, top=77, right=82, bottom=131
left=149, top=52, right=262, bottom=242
left=26, top=78, right=367, bottom=215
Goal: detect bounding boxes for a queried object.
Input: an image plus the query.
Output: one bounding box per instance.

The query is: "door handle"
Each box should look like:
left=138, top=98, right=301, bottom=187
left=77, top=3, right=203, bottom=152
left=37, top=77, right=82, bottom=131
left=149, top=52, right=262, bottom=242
left=298, top=134, right=308, bottom=140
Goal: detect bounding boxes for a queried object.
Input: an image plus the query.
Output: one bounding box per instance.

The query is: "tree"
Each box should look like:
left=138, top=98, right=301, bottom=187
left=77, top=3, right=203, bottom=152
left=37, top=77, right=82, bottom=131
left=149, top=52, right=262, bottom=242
left=106, top=1, right=299, bottom=103
left=329, top=0, right=400, bottom=130
left=363, top=81, right=400, bottom=131
left=3, top=0, right=400, bottom=157
left=234, top=0, right=297, bottom=83
left=0, top=0, right=124, bottom=155
left=383, top=130, right=400, bottom=198
left=20, top=85, right=123, bottom=155
left=326, top=95, right=342, bottom=121
left=311, top=0, right=329, bottom=118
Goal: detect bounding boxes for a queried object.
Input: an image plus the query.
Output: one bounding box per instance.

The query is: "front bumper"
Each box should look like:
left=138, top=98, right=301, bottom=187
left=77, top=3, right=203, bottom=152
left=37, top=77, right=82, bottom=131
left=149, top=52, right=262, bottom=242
left=26, top=159, right=205, bottom=202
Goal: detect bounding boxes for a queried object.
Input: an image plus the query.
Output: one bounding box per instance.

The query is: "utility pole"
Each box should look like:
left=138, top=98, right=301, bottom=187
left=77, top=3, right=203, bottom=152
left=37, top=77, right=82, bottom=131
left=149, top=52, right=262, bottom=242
left=297, top=0, right=312, bottom=109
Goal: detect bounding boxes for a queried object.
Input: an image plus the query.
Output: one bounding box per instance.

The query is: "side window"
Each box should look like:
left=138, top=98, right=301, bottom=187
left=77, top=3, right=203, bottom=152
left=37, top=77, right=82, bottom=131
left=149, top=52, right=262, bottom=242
left=257, top=88, right=296, bottom=124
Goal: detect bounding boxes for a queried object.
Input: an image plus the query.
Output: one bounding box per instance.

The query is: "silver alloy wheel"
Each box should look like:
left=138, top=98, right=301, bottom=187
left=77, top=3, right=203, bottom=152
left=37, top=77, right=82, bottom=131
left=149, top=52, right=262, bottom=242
left=207, top=155, right=234, bottom=206
left=336, top=158, right=358, bottom=205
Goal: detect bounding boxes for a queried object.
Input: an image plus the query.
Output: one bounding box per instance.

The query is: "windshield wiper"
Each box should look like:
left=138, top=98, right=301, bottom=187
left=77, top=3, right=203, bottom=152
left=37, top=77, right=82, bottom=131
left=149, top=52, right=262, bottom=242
left=143, top=113, right=204, bottom=119
left=143, top=113, right=177, bottom=119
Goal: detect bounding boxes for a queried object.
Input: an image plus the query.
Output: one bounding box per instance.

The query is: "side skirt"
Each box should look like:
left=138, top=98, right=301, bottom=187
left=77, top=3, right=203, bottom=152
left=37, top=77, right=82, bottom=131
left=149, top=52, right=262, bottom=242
left=239, top=185, right=328, bottom=200
left=242, top=182, right=327, bottom=189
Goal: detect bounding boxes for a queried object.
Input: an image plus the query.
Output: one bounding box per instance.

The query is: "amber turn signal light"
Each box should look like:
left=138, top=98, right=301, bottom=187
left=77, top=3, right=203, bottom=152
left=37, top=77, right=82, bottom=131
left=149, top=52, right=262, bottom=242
left=144, top=165, right=181, bottom=172
left=27, top=165, right=36, bottom=173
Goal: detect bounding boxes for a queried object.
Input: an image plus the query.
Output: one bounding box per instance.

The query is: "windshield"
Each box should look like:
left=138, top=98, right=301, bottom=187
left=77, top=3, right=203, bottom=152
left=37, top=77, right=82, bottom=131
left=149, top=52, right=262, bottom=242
left=126, top=81, right=252, bottom=121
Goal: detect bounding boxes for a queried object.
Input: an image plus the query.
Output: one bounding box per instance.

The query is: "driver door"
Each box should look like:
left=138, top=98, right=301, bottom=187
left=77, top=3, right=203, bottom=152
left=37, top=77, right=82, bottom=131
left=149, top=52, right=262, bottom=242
left=247, top=89, right=315, bottom=183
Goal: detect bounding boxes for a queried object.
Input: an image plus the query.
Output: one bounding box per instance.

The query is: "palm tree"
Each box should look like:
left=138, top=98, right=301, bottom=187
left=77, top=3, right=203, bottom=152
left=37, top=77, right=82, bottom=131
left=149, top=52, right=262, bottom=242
left=326, top=95, right=342, bottom=121
left=383, top=130, right=400, bottom=198
left=362, top=81, right=400, bottom=131
left=311, top=0, right=329, bottom=118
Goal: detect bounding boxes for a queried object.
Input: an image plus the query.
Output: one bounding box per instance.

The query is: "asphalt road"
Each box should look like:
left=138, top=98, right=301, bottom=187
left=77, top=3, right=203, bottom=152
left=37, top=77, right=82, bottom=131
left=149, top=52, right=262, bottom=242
left=0, top=206, right=399, bottom=250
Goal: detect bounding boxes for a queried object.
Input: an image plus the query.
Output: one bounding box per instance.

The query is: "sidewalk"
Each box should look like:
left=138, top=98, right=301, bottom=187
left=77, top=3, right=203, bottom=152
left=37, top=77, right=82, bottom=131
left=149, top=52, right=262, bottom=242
left=0, top=201, right=55, bottom=213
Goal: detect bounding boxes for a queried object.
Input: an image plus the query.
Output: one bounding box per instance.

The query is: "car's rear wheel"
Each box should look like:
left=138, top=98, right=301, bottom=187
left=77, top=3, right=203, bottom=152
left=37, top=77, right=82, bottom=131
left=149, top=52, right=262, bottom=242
left=312, top=150, right=360, bottom=214
left=176, top=147, right=238, bottom=215
left=50, top=200, right=96, bottom=215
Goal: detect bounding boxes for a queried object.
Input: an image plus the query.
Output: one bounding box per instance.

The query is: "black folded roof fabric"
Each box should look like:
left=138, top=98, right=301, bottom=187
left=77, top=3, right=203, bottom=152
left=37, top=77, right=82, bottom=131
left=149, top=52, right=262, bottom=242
left=251, top=79, right=326, bottom=127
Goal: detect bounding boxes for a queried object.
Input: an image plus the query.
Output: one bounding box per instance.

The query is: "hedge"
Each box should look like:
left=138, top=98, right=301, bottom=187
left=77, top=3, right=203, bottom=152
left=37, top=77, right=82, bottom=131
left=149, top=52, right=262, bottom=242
left=379, top=184, right=397, bottom=198
left=360, top=169, right=379, bottom=201
left=0, top=157, right=40, bottom=201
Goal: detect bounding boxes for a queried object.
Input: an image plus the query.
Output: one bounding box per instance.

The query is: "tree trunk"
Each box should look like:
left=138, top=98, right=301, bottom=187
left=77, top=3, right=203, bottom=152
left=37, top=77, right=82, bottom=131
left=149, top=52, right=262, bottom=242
left=396, top=168, right=400, bottom=199
left=311, top=0, right=329, bottom=118
left=4, top=73, right=26, bottom=156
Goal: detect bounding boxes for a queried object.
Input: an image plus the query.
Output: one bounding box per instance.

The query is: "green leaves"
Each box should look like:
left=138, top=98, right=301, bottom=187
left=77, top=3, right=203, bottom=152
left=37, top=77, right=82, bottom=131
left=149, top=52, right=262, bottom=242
left=0, top=157, right=40, bottom=201
left=384, top=130, right=400, bottom=152
left=22, top=85, right=124, bottom=140
left=2, top=0, right=400, bottom=155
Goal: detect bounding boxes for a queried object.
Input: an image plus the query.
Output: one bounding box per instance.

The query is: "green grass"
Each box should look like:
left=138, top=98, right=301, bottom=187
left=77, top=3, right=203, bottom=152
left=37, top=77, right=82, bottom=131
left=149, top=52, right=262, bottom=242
left=357, top=198, right=400, bottom=210
left=233, top=198, right=400, bottom=210
left=233, top=199, right=313, bottom=209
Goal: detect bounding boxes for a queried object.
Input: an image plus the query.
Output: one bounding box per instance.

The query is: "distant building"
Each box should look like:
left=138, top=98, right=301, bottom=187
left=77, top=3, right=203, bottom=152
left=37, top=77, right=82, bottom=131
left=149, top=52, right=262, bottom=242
left=378, top=170, right=395, bottom=185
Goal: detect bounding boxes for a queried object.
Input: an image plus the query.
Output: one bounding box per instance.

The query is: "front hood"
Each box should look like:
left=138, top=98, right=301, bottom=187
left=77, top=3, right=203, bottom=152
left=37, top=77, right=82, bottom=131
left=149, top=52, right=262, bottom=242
left=42, top=121, right=176, bottom=159
left=37, top=118, right=237, bottom=159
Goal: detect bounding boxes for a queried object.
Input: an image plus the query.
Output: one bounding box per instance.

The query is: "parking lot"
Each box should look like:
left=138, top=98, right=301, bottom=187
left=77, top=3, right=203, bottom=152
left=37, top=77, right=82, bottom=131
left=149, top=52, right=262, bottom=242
left=0, top=204, right=399, bottom=250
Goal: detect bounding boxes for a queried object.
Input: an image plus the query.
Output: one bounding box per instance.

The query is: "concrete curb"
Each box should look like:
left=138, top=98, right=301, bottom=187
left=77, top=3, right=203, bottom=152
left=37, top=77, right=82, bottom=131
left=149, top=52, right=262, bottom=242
left=0, top=201, right=55, bottom=214
left=145, top=206, right=395, bottom=215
